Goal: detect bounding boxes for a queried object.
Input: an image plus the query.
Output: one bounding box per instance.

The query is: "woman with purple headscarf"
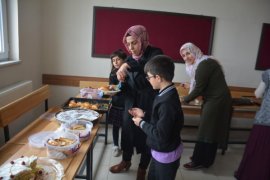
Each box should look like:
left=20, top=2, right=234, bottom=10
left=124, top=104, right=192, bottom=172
left=109, top=25, right=163, bottom=180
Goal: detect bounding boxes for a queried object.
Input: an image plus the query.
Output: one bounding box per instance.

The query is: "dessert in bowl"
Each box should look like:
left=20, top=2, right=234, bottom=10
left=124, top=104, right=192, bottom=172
left=61, top=120, right=93, bottom=142
left=45, top=131, right=80, bottom=159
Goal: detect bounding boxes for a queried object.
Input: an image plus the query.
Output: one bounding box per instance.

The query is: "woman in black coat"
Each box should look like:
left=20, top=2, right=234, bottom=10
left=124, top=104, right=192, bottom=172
left=109, top=25, right=163, bottom=180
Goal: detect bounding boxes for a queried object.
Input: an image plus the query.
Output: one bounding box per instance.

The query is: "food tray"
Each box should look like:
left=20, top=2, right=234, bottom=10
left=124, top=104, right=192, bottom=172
left=232, top=97, right=257, bottom=106
left=62, top=97, right=111, bottom=113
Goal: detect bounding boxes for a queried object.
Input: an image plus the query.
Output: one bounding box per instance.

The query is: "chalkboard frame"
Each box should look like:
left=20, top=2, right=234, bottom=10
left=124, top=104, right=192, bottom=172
left=92, top=6, right=216, bottom=63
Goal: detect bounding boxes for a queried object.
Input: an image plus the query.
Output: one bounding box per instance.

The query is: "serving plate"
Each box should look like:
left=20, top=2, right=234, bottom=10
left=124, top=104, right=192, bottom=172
left=98, top=85, right=121, bottom=95
left=0, top=156, right=64, bottom=180
left=55, top=109, right=99, bottom=123
left=102, top=89, right=121, bottom=96
left=37, top=157, right=64, bottom=180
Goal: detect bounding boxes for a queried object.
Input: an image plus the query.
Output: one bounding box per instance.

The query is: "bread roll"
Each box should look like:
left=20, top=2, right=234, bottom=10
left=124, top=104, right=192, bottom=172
left=99, top=86, right=110, bottom=91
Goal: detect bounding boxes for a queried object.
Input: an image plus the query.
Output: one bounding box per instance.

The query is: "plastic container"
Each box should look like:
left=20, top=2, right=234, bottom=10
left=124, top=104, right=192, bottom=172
left=45, top=131, right=80, bottom=159
left=79, top=88, right=103, bottom=99
left=61, top=120, right=93, bottom=142
left=28, top=131, right=56, bottom=148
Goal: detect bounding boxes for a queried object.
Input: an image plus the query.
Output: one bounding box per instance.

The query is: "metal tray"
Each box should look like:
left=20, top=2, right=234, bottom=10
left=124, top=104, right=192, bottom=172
left=62, top=97, right=111, bottom=113
left=232, top=97, right=257, bottom=106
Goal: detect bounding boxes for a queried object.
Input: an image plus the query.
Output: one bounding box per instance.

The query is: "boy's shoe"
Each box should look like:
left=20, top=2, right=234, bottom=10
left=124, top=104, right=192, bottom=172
left=112, top=146, right=122, bottom=157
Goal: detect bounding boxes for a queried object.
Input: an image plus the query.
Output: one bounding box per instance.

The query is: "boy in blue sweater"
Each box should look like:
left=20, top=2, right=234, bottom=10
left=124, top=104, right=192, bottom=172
left=129, top=55, right=184, bottom=180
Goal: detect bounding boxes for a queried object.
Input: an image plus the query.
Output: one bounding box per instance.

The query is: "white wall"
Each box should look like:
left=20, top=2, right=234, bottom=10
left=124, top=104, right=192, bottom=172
left=0, top=0, right=43, bottom=146
left=0, top=0, right=42, bottom=90
left=41, top=0, right=270, bottom=91
left=1, top=0, right=270, bottom=107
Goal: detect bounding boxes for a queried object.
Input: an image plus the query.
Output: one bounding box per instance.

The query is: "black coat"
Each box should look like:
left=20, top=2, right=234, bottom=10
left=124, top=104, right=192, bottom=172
left=142, top=86, right=184, bottom=152
left=121, top=46, right=163, bottom=153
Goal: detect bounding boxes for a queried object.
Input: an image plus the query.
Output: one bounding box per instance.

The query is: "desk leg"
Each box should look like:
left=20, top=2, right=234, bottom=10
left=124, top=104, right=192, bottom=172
left=105, top=112, right=108, bottom=145
left=97, top=112, right=109, bottom=144
left=4, top=126, right=10, bottom=142
left=86, top=145, right=93, bottom=180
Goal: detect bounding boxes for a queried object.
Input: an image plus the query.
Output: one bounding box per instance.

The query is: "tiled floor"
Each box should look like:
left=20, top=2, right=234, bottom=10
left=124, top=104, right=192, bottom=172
left=77, top=123, right=248, bottom=180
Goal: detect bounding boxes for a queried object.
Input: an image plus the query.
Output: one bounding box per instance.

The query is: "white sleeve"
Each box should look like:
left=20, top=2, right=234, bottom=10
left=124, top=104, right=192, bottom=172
left=254, top=81, right=266, bottom=98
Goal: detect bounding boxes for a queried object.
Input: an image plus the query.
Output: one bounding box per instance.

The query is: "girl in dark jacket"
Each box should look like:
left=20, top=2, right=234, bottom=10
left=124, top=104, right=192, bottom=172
left=108, top=49, right=127, bottom=157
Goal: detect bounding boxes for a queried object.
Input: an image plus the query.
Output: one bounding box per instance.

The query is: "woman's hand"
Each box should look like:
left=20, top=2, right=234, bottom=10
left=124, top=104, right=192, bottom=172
left=128, top=108, right=145, bottom=118
left=180, top=96, right=185, bottom=102
left=117, top=63, right=130, bottom=82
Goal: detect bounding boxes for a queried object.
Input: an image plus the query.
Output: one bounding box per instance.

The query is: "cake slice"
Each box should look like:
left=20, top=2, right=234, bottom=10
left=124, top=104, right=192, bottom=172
left=0, top=156, right=40, bottom=180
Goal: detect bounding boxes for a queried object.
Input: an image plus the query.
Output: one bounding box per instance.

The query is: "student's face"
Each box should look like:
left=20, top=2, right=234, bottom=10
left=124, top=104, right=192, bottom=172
left=146, top=72, right=159, bottom=89
left=126, top=36, right=142, bottom=56
left=180, top=49, right=195, bottom=65
left=112, top=56, right=124, bottom=69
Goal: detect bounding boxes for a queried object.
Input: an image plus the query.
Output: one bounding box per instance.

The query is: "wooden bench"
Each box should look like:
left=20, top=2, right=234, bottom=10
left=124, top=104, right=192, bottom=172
left=175, top=83, right=256, bottom=98
left=0, top=84, right=50, bottom=142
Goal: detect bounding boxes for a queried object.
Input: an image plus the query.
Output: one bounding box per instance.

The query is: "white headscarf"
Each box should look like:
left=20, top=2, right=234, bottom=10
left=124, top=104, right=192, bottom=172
left=180, top=42, right=213, bottom=93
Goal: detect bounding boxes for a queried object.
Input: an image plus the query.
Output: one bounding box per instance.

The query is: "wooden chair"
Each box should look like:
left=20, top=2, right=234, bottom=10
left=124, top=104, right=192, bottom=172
left=0, top=84, right=50, bottom=142
left=79, top=80, right=109, bottom=89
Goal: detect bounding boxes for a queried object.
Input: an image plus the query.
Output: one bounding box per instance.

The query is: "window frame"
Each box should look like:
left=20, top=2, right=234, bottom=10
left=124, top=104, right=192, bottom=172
left=0, top=0, right=9, bottom=60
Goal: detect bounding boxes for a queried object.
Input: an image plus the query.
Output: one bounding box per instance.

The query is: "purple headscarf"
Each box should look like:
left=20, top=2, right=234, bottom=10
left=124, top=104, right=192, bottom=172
left=122, top=25, right=150, bottom=60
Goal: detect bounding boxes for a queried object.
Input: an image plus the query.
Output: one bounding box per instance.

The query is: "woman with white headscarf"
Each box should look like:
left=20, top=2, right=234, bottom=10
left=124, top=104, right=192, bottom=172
left=180, top=42, right=212, bottom=93
left=179, top=42, right=232, bottom=170
left=110, top=25, right=163, bottom=180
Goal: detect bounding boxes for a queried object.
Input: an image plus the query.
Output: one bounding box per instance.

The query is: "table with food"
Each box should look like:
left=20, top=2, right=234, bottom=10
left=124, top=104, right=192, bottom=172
left=0, top=104, right=101, bottom=180
left=0, top=84, right=122, bottom=179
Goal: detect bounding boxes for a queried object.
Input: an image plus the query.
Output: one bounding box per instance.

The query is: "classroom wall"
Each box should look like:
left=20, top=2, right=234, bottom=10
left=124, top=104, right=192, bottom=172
left=0, top=0, right=43, bottom=146
left=1, top=0, right=270, bottom=108
left=41, top=0, right=270, bottom=91
left=0, top=0, right=42, bottom=90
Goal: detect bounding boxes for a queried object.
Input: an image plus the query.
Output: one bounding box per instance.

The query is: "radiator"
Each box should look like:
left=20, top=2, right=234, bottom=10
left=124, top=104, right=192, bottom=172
left=0, top=80, right=33, bottom=146
left=0, top=80, right=33, bottom=107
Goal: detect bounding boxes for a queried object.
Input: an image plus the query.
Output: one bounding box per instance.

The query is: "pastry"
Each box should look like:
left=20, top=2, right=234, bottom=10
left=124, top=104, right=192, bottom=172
left=47, top=137, right=75, bottom=146
left=0, top=156, right=44, bottom=180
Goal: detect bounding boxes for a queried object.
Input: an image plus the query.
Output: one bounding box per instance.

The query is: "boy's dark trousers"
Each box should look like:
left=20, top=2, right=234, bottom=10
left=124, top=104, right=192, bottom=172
left=148, top=157, right=180, bottom=180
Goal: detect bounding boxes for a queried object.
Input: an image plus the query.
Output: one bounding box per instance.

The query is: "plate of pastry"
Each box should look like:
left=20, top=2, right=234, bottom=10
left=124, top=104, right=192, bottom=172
left=98, top=85, right=120, bottom=95
left=0, top=156, right=64, bottom=180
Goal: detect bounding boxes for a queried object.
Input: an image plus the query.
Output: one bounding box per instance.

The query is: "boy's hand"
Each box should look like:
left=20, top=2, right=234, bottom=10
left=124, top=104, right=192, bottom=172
left=128, top=108, right=145, bottom=118
left=132, top=117, right=142, bottom=126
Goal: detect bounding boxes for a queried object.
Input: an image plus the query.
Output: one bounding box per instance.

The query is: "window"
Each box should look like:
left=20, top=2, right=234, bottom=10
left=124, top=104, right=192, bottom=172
left=0, top=0, right=20, bottom=67
left=0, top=0, right=9, bottom=60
